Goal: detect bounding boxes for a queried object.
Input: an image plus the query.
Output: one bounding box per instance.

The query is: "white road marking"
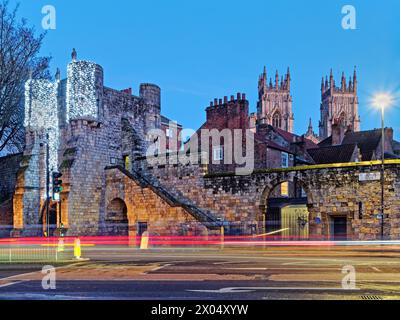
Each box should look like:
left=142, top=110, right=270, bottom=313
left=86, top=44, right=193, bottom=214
left=148, top=264, right=172, bottom=272
left=0, top=262, right=86, bottom=283
left=226, top=268, right=268, bottom=270
left=213, top=261, right=250, bottom=265
left=282, top=261, right=307, bottom=266
left=85, top=251, right=400, bottom=266
left=0, top=280, right=27, bottom=288
left=225, top=267, right=340, bottom=271
left=371, top=267, right=382, bottom=272
left=188, top=287, right=361, bottom=293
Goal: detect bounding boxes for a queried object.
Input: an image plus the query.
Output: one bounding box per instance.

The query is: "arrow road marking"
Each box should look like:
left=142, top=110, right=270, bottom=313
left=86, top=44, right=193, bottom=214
left=188, top=287, right=361, bottom=293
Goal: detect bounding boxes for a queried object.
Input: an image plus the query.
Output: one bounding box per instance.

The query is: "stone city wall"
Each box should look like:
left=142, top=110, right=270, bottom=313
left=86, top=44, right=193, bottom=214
left=135, top=157, right=400, bottom=239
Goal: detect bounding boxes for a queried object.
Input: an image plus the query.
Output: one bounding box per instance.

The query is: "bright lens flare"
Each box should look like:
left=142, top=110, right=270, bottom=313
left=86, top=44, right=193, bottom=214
left=372, top=92, right=394, bottom=109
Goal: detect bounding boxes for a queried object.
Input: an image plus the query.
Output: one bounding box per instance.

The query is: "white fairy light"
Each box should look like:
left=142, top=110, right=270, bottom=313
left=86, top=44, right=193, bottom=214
left=66, top=61, right=99, bottom=122
left=24, top=78, right=60, bottom=196
left=23, top=56, right=102, bottom=199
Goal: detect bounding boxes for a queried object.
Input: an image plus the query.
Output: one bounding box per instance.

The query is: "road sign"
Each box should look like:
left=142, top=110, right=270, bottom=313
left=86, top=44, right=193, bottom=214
left=359, top=172, right=381, bottom=182
left=315, top=217, right=321, bottom=224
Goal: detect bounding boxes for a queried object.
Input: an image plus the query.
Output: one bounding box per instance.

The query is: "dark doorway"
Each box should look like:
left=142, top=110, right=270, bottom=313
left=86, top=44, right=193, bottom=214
left=106, top=198, right=129, bottom=236
left=266, top=207, right=281, bottom=234
left=137, top=222, right=148, bottom=236
left=48, top=205, right=57, bottom=237
left=332, top=216, right=347, bottom=240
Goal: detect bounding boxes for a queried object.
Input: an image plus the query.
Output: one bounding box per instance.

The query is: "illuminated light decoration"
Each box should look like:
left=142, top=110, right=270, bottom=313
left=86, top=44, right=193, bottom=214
left=66, top=61, right=100, bottom=122
left=24, top=79, right=60, bottom=196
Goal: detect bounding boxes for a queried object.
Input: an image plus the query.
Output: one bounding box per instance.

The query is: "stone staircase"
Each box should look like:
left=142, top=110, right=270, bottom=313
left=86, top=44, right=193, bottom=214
left=110, top=166, right=222, bottom=229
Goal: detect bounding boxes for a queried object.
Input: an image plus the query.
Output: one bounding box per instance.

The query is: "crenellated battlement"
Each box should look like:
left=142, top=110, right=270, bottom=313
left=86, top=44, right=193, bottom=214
left=258, top=66, right=291, bottom=96
left=321, top=67, right=357, bottom=97
left=257, top=66, right=294, bottom=132
left=140, top=83, right=161, bottom=108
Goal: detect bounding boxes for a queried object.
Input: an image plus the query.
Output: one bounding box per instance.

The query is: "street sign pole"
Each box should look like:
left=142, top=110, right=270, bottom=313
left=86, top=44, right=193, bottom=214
left=46, top=132, right=50, bottom=238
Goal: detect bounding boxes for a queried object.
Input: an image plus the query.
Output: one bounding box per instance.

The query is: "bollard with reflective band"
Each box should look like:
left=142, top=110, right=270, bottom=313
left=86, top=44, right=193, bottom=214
left=57, top=238, right=65, bottom=252
left=140, top=231, right=149, bottom=250
left=74, top=238, right=81, bottom=259
left=220, top=226, right=225, bottom=250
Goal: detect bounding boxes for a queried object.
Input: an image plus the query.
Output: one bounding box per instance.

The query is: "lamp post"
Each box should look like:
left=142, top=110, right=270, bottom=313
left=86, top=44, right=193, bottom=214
left=380, top=104, right=385, bottom=240
left=372, top=93, right=393, bottom=240
left=46, top=132, right=50, bottom=238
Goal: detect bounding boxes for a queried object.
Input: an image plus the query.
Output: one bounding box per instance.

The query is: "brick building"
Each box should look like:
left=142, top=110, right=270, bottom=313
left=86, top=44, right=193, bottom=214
left=160, top=115, right=182, bottom=153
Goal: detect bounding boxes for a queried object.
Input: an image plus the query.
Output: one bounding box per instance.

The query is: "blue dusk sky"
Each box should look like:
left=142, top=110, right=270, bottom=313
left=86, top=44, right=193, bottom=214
left=11, top=0, right=400, bottom=137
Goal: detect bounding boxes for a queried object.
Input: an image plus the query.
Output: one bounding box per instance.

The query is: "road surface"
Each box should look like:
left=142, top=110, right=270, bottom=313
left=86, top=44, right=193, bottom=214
left=0, top=245, right=399, bottom=300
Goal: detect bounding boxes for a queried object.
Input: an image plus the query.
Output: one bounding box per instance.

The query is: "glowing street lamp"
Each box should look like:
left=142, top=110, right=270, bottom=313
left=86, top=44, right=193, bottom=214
left=372, top=92, right=394, bottom=240
left=372, top=93, right=394, bottom=111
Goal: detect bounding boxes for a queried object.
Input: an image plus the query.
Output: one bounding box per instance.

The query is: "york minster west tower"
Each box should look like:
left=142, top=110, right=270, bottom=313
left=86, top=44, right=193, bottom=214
left=319, top=68, right=360, bottom=140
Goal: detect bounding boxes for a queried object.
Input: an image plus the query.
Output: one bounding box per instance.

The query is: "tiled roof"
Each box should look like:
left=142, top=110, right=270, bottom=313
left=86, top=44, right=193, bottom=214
left=274, top=127, right=296, bottom=142
left=317, top=129, right=389, bottom=161
left=341, top=129, right=382, bottom=161
left=307, top=144, right=357, bottom=164
left=392, top=140, right=400, bottom=152
left=252, top=134, right=291, bottom=153
left=265, top=140, right=292, bottom=153
left=318, top=136, right=332, bottom=147
left=274, top=127, right=318, bottom=150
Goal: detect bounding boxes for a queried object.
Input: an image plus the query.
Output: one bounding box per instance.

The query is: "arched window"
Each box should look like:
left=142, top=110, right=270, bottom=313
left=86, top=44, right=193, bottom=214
left=339, top=112, right=346, bottom=127
left=272, top=112, right=282, bottom=128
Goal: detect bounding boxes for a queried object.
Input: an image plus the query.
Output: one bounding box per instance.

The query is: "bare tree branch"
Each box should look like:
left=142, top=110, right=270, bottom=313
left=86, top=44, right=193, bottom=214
left=0, top=0, right=51, bottom=154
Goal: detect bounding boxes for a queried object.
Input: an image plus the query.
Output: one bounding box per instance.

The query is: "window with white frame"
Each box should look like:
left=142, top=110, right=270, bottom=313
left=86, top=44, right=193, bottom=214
left=213, top=146, right=223, bottom=161
left=281, top=152, right=289, bottom=168
left=166, top=128, right=173, bottom=138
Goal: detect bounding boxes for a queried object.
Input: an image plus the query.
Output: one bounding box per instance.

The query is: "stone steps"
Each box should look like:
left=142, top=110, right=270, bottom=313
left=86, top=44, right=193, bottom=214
left=112, top=166, right=222, bottom=229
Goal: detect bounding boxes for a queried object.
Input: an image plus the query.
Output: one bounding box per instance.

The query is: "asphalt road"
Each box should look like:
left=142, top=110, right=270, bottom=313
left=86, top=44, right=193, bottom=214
left=0, top=246, right=399, bottom=300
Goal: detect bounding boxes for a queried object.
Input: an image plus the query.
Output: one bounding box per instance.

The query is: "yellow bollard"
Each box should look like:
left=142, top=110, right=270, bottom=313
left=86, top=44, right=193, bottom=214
left=140, top=231, right=149, bottom=250
left=220, top=226, right=225, bottom=250
left=57, top=238, right=65, bottom=252
left=74, top=238, right=82, bottom=259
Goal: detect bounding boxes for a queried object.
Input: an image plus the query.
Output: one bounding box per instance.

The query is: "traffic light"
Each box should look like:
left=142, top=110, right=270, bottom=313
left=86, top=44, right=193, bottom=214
left=52, top=171, right=63, bottom=196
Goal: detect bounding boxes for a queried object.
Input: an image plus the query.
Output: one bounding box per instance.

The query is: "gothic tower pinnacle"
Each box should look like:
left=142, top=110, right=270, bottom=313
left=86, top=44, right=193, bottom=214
left=319, top=68, right=360, bottom=140
left=257, top=66, right=294, bottom=133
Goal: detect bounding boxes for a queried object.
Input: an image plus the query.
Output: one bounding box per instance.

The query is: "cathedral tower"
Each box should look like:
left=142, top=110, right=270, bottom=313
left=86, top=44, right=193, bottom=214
left=319, top=68, right=360, bottom=140
left=257, top=67, right=294, bottom=133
